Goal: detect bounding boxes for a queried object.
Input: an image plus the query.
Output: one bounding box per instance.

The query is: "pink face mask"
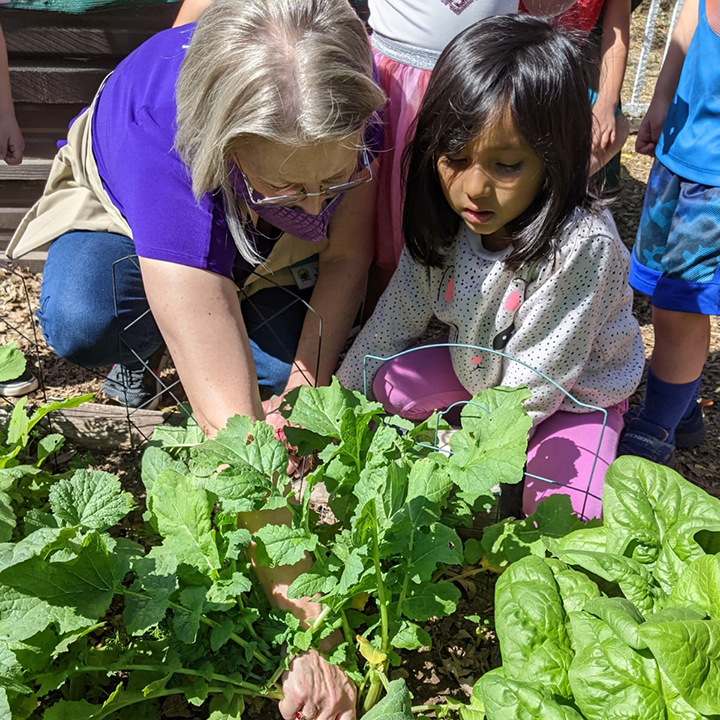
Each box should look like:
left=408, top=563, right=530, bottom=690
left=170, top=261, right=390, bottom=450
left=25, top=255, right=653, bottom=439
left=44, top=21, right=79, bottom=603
left=231, top=167, right=342, bottom=244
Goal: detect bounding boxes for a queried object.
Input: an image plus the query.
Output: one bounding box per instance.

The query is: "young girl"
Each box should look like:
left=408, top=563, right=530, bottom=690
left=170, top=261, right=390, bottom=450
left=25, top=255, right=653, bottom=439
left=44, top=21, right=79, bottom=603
left=338, top=14, right=645, bottom=520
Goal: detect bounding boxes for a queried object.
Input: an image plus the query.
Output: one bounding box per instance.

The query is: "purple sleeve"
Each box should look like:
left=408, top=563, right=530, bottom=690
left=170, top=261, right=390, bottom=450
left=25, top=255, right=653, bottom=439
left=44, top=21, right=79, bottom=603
left=105, top=106, right=236, bottom=279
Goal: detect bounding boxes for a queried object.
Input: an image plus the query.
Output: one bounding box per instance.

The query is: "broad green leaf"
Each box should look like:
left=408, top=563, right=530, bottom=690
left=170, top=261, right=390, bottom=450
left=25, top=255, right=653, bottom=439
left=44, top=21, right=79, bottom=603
left=478, top=673, right=585, bottom=720
left=140, top=445, right=187, bottom=498
left=448, top=387, right=531, bottom=504
left=149, top=468, right=220, bottom=575
left=124, top=558, right=177, bottom=635
left=494, top=557, right=573, bottom=698
left=284, top=377, right=384, bottom=440
left=544, top=559, right=601, bottom=615
left=638, top=619, right=720, bottom=716
left=210, top=617, right=235, bottom=651
left=558, top=550, right=661, bottom=616
left=49, top=470, right=134, bottom=531
left=206, top=571, right=252, bottom=606
left=0, top=582, right=89, bottom=641
left=254, top=523, right=317, bottom=567
left=402, top=580, right=460, bottom=621
left=208, top=693, right=245, bottom=720
left=403, top=455, right=452, bottom=526
left=390, top=620, right=431, bottom=650
left=204, top=465, right=276, bottom=514
left=603, top=457, right=720, bottom=593
left=0, top=342, right=26, bottom=382
left=569, top=611, right=664, bottom=720
left=43, top=699, right=101, bottom=719
left=668, top=555, right=720, bottom=619
left=36, top=434, right=65, bottom=466
left=196, top=415, right=288, bottom=480
left=0, top=490, right=15, bottom=543
left=0, top=532, right=129, bottom=626
left=0, top=527, right=77, bottom=573
left=353, top=460, right=408, bottom=537
left=287, top=569, right=338, bottom=600
left=405, top=523, right=463, bottom=583
left=584, top=597, right=646, bottom=649
left=173, top=586, right=206, bottom=643
left=0, top=688, right=10, bottom=720
left=362, top=678, right=414, bottom=720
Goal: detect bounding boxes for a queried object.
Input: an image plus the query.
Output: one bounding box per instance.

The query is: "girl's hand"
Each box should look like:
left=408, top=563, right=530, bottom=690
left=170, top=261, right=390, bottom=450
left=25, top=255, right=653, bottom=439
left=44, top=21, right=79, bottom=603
left=0, top=115, right=24, bottom=165
left=591, top=100, right=617, bottom=154
left=278, top=649, right=356, bottom=720
left=636, top=103, right=668, bottom=156
left=590, top=105, right=629, bottom=176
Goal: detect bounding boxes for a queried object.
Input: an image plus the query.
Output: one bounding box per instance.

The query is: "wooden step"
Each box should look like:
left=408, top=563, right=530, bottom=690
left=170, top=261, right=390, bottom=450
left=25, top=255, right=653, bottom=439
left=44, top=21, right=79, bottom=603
left=0, top=250, right=48, bottom=274
left=0, top=156, right=54, bottom=182
left=0, top=208, right=28, bottom=232
left=9, top=61, right=113, bottom=105
left=2, top=6, right=178, bottom=59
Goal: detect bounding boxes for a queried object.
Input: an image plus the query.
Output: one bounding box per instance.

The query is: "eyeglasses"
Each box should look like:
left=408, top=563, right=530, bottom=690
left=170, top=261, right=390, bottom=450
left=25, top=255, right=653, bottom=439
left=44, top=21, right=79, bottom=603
left=237, top=147, right=373, bottom=208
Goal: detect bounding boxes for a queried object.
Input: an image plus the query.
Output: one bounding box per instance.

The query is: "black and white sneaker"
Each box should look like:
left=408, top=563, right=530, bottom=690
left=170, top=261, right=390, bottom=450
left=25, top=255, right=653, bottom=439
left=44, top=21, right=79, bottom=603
left=0, top=370, right=39, bottom=397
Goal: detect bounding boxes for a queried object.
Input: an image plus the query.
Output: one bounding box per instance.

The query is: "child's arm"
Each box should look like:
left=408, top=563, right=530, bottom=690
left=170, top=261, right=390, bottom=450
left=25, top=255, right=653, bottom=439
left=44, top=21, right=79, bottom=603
left=636, top=0, right=699, bottom=155
left=501, top=221, right=643, bottom=425
left=591, top=0, right=630, bottom=174
left=173, top=0, right=214, bottom=26
left=336, top=247, right=436, bottom=395
left=0, top=23, right=24, bottom=165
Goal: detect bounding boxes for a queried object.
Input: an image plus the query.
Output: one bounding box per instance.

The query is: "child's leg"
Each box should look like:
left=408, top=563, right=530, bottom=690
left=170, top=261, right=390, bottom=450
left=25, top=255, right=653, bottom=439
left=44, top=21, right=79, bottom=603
left=372, top=343, right=471, bottom=420
left=622, top=160, right=718, bottom=463
left=523, top=403, right=626, bottom=520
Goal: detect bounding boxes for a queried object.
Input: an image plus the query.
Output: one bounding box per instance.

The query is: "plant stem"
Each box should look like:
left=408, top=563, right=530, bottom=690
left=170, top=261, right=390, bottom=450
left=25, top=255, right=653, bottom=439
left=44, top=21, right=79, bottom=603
left=76, top=664, right=282, bottom=699
left=90, top=685, right=226, bottom=720
left=362, top=503, right=390, bottom=715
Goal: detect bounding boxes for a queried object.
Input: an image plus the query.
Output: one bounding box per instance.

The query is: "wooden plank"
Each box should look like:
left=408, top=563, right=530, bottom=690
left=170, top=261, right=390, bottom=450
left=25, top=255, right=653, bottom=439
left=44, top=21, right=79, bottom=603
left=0, top=180, right=45, bottom=206
left=0, top=156, right=52, bottom=181
left=0, top=208, right=28, bottom=232
left=2, top=6, right=178, bottom=58
left=0, top=401, right=183, bottom=449
left=1, top=250, right=48, bottom=274
left=9, top=62, right=113, bottom=104
left=14, top=103, right=87, bottom=136
left=6, top=27, right=159, bottom=59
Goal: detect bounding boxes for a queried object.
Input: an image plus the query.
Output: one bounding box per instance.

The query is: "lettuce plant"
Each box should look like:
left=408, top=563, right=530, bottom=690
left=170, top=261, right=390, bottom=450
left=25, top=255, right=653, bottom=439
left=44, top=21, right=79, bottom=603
left=459, top=456, right=720, bottom=720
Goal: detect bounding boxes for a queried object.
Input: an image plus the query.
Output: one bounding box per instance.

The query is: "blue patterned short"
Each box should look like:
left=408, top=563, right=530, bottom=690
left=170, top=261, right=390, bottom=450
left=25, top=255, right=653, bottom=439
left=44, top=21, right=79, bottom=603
left=630, top=158, right=720, bottom=314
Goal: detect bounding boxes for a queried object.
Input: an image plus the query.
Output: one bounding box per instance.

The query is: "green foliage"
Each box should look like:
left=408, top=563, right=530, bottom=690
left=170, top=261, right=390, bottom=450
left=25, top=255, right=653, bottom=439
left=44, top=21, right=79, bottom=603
left=0, top=342, right=26, bottom=383
left=461, top=456, right=720, bottom=720
left=0, top=389, right=93, bottom=543
left=0, top=379, right=531, bottom=718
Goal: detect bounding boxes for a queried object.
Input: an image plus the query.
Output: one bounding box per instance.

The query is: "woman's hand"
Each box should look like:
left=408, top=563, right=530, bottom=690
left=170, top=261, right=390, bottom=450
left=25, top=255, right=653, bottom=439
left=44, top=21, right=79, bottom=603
left=279, top=649, right=356, bottom=720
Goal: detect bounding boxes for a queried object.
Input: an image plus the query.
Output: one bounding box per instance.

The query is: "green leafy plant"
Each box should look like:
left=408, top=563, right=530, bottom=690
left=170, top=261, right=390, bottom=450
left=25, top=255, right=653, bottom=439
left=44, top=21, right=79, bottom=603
left=0, top=371, right=93, bottom=540
left=454, top=456, right=720, bottom=720
left=0, top=379, right=532, bottom=718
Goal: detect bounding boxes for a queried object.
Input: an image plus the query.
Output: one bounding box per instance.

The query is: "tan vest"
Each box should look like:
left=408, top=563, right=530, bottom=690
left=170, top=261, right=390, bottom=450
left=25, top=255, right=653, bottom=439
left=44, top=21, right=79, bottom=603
left=6, top=92, right=326, bottom=297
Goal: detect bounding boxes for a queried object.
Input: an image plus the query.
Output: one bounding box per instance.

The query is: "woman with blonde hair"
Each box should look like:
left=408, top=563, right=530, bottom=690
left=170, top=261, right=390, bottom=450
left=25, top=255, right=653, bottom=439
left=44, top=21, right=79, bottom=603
left=6, top=0, right=384, bottom=716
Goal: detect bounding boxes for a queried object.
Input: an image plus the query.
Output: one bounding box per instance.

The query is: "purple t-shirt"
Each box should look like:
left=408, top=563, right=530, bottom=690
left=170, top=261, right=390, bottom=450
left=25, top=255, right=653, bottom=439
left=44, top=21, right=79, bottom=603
left=91, top=24, right=382, bottom=284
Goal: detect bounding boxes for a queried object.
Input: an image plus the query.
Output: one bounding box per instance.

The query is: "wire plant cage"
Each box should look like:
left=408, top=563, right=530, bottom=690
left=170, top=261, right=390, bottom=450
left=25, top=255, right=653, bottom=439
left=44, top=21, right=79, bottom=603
left=362, top=342, right=611, bottom=522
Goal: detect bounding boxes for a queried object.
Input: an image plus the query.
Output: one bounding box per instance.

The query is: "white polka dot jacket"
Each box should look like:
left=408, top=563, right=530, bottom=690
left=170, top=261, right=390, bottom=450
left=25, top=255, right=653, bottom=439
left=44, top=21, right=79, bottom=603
left=337, top=208, right=645, bottom=426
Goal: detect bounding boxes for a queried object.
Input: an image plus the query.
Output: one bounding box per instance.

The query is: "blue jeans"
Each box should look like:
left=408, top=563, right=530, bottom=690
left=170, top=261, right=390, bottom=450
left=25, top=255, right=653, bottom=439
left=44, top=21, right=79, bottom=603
left=39, top=231, right=311, bottom=395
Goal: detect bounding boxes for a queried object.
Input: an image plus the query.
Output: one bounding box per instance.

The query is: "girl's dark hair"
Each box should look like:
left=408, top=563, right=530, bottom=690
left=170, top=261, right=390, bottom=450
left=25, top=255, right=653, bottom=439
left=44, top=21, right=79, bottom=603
left=403, top=14, right=596, bottom=270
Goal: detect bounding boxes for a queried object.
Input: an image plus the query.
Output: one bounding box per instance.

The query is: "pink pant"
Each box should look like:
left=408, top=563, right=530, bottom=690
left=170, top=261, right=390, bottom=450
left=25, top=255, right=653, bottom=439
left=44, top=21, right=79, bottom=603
left=373, top=345, right=626, bottom=520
